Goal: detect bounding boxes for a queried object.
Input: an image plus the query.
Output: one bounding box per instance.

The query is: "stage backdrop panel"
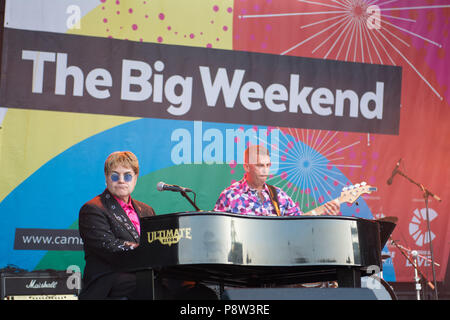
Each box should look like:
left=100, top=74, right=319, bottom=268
left=0, top=0, right=449, bottom=285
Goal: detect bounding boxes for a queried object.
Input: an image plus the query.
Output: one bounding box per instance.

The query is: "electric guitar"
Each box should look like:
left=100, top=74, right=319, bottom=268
left=303, top=182, right=377, bottom=216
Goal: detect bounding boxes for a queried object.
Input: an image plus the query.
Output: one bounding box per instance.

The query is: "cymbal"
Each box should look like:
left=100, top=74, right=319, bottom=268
left=377, top=216, right=398, bottom=224
left=382, top=253, right=391, bottom=260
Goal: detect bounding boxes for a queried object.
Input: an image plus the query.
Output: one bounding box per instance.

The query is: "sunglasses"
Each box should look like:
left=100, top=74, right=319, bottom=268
left=110, top=172, right=134, bottom=182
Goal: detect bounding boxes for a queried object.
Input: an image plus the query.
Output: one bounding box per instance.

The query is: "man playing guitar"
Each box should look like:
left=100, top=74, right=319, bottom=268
left=214, top=144, right=341, bottom=216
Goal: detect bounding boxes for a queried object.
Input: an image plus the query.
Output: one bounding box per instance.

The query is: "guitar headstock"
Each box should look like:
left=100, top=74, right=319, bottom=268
left=340, top=182, right=377, bottom=204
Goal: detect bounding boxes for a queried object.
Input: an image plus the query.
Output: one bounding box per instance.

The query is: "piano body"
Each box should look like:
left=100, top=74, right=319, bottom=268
left=123, top=211, right=395, bottom=298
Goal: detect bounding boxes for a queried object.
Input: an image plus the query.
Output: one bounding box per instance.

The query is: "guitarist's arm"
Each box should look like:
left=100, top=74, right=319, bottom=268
left=303, top=199, right=341, bottom=216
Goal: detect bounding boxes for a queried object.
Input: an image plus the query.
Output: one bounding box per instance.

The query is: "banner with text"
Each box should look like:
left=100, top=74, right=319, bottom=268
left=1, top=28, right=401, bottom=134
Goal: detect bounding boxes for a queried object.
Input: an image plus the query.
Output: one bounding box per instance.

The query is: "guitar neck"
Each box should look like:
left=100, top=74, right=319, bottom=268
left=302, top=183, right=376, bottom=216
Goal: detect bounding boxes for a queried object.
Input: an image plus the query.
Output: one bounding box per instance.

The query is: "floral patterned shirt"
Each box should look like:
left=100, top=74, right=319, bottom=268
left=213, top=178, right=302, bottom=216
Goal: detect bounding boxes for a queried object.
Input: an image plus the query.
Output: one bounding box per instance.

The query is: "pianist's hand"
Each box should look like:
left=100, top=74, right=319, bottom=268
left=323, top=200, right=340, bottom=215
left=124, top=241, right=139, bottom=249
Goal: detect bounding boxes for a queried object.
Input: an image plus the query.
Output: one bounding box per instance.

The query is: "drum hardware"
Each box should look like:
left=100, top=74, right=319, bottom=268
left=411, top=250, right=422, bottom=300
left=390, top=238, right=439, bottom=300
left=361, top=275, right=397, bottom=300
left=391, top=239, right=440, bottom=268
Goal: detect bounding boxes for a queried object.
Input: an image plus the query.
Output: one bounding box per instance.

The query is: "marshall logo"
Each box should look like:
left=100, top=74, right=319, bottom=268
left=147, top=227, right=192, bottom=246
left=25, top=279, right=58, bottom=289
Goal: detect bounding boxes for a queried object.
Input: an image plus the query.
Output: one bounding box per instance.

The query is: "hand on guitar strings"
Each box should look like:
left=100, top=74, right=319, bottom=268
left=322, top=200, right=341, bottom=216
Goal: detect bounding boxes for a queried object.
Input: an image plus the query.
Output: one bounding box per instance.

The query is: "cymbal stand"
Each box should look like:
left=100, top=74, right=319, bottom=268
left=390, top=239, right=436, bottom=300
left=411, top=250, right=421, bottom=300
left=395, top=168, right=440, bottom=300
left=394, top=241, right=440, bottom=267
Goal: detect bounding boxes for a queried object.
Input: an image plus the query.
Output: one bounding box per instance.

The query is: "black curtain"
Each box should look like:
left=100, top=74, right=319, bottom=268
left=0, top=0, right=5, bottom=75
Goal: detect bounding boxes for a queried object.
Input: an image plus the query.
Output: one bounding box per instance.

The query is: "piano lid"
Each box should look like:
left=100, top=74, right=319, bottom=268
left=123, top=212, right=395, bottom=286
left=132, top=212, right=393, bottom=266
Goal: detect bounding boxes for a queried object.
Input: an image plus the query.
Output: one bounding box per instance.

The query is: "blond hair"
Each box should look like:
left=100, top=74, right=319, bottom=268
left=104, top=151, right=139, bottom=176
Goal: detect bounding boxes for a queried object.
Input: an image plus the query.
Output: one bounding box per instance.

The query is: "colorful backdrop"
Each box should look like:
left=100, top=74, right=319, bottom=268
left=0, top=0, right=449, bottom=285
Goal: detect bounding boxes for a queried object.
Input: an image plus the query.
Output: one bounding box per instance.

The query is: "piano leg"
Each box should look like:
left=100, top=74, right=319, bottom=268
left=135, top=269, right=155, bottom=300
left=219, top=282, right=225, bottom=297
left=337, top=268, right=361, bottom=288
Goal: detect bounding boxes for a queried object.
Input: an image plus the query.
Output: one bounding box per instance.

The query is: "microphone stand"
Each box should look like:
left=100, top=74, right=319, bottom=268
left=180, top=190, right=201, bottom=211
left=395, top=169, right=440, bottom=300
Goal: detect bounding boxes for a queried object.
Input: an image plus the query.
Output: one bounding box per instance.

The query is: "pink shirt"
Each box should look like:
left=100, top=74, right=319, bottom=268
left=113, top=195, right=140, bottom=235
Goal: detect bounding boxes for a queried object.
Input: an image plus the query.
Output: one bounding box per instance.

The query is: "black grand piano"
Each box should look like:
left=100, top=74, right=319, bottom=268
left=123, top=211, right=396, bottom=299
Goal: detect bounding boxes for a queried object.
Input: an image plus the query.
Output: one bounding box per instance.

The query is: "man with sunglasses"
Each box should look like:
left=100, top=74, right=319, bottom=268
left=78, top=151, right=155, bottom=299
left=79, top=151, right=218, bottom=300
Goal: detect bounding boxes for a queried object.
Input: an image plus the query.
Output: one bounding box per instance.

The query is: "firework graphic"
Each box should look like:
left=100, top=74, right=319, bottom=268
left=237, top=0, right=449, bottom=100
left=264, top=127, right=372, bottom=216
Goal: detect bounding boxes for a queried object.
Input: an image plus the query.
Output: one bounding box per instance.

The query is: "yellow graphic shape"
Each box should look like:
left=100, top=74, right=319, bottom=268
left=0, top=109, right=137, bottom=202
left=68, top=0, right=233, bottom=49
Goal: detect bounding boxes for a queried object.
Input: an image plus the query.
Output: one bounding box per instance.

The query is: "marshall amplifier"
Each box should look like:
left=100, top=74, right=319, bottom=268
left=1, top=269, right=79, bottom=300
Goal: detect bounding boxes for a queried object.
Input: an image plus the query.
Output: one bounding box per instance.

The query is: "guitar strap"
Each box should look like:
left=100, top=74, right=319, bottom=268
left=267, top=184, right=281, bottom=216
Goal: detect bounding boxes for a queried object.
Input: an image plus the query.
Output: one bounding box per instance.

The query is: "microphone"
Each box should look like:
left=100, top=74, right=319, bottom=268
left=387, top=158, right=401, bottom=185
left=156, top=181, right=192, bottom=193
